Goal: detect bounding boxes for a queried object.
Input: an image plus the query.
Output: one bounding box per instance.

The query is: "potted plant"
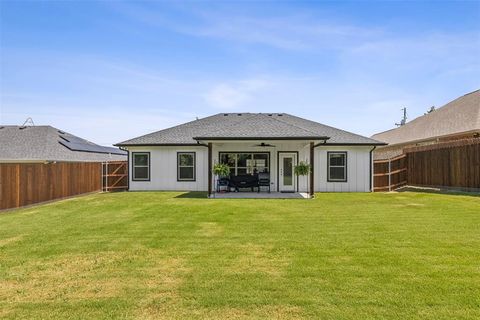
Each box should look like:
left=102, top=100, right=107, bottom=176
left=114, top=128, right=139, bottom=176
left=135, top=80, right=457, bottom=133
left=294, top=161, right=311, bottom=197
left=212, top=163, right=230, bottom=194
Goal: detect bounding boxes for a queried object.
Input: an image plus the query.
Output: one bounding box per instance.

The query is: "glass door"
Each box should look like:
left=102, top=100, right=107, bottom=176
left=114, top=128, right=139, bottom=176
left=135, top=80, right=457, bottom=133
left=279, top=153, right=296, bottom=192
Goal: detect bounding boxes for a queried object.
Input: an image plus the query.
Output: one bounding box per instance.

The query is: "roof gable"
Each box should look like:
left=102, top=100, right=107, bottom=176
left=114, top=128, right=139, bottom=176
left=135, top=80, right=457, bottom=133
left=117, top=113, right=383, bottom=146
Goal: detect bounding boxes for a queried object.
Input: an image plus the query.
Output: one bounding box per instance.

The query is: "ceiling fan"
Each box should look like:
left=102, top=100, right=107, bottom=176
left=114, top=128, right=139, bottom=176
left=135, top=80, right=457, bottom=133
left=253, top=142, right=276, bottom=147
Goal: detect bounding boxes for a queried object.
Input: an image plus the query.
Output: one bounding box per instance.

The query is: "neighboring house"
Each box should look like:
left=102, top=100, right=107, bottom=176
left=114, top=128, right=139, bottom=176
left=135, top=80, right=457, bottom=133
left=0, top=125, right=127, bottom=210
left=0, top=125, right=126, bottom=162
left=116, top=113, right=385, bottom=196
left=371, top=89, right=480, bottom=160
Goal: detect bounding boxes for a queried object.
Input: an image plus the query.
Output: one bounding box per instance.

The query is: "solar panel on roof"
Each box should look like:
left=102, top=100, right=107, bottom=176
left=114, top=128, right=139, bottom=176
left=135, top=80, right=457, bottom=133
left=58, top=140, right=126, bottom=155
left=58, top=133, right=126, bottom=155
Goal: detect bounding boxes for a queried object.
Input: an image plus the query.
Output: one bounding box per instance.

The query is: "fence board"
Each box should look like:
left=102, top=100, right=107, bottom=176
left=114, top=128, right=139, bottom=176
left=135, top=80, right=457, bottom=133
left=373, top=154, right=407, bottom=191
left=374, top=139, right=480, bottom=192
left=102, top=161, right=128, bottom=192
left=407, top=141, right=480, bottom=189
left=0, top=162, right=102, bottom=210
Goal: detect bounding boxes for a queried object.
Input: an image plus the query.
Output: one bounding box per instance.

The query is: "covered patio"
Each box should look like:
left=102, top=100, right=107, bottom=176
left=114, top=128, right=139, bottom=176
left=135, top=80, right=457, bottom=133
left=202, top=140, right=324, bottom=198
left=211, top=192, right=311, bottom=199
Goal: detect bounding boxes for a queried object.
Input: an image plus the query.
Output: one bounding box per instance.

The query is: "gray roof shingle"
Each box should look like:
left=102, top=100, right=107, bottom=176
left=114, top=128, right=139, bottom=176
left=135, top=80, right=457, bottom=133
left=371, top=89, right=480, bottom=146
left=0, top=125, right=127, bottom=162
left=116, top=113, right=384, bottom=146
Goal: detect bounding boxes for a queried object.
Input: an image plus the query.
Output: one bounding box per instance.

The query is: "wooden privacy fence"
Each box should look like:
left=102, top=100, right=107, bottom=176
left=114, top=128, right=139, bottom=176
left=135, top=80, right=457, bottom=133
left=374, top=139, right=480, bottom=192
left=405, top=139, right=480, bottom=190
left=373, top=154, right=408, bottom=192
left=102, top=161, right=128, bottom=192
left=0, top=162, right=102, bottom=210
left=0, top=161, right=128, bottom=210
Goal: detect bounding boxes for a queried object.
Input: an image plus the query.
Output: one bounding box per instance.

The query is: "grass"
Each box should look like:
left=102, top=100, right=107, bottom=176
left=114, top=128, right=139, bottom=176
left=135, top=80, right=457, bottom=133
left=0, top=191, right=479, bottom=319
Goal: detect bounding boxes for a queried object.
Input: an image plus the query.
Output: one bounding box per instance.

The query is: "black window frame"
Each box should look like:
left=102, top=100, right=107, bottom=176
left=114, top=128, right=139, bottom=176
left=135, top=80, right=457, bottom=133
left=327, top=151, right=347, bottom=182
left=132, top=152, right=151, bottom=181
left=218, top=152, right=270, bottom=175
left=177, top=152, right=196, bottom=182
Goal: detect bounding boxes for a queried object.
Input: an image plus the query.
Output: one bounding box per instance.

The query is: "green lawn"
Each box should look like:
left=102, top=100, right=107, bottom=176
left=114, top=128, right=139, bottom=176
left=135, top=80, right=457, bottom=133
left=0, top=192, right=479, bottom=319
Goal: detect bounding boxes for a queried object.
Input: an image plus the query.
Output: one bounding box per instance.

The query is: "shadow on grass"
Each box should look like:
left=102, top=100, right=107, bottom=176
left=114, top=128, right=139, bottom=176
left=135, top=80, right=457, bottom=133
left=398, top=186, right=480, bottom=197
left=174, top=191, right=208, bottom=199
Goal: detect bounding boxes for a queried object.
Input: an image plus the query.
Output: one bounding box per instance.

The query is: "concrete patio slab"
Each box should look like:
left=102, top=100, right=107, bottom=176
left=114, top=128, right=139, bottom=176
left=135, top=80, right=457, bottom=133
left=211, top=192, right=310, bottom=199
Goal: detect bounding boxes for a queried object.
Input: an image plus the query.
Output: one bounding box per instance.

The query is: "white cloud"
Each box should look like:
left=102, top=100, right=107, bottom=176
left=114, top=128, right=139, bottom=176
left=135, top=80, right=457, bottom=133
left=110, top=2, right=380, bottom=51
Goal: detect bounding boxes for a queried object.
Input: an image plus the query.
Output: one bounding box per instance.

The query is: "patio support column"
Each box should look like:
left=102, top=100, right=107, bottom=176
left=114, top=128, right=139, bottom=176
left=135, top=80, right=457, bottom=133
left=310, top=142, right=314, bottom=198
left=208, top=143, right=212, bottom=197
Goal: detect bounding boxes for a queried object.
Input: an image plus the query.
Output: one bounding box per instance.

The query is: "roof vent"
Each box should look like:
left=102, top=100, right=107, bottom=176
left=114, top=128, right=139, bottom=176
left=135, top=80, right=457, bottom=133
left=21, top=117, right=35, bottom=127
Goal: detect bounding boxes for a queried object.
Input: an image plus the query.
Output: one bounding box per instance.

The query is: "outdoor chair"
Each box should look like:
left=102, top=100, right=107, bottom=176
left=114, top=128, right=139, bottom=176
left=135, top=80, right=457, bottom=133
left=257, top=172, right=270, bottom=193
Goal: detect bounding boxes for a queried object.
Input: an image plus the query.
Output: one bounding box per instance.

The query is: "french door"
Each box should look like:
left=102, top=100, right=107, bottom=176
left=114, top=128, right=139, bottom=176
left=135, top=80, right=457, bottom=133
left=278, top=152, right=296, bottom=192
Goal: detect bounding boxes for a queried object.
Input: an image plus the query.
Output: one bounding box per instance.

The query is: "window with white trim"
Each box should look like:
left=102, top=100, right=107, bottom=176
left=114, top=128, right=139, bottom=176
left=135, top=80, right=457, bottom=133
left=328, top=152, right=347, bottom=182
left=177, top=152, right=195, bottom=181
left=132, top=152, right=150, bottom=181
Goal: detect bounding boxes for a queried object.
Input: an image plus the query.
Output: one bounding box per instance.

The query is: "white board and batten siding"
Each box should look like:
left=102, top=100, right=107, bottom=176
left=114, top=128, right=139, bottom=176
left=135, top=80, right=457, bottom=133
left=128, top=146, right=208, bottom=191
left=314, top=146, right=372, bottom=192
left=127, top=144, right=373, bottom=192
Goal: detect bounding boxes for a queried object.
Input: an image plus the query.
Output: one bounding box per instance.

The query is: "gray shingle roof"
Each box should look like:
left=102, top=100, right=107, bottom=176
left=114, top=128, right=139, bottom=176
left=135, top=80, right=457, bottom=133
left=0, top=125, right=127, bottom=162
left=371, top=89, right=480, bottom=146
left=116, top=113, right=384, bottom=146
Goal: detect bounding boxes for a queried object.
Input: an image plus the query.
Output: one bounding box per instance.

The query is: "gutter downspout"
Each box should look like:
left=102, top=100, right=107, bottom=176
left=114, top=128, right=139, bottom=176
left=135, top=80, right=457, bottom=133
left=309, top=138, right=329, bottom=197
left=313, top=138, right=329, bottom=148
left=370, top=146, right=376, bottom=192
left=127, top=150, right=130, bottom=191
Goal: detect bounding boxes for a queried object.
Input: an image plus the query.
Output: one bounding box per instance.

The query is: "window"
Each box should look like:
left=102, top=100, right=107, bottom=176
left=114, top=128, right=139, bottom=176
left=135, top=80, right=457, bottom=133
left=219, top=152, right=269, bottom=175
left=328, top=152, right=347, bottom=182
left=132, top=152, right=150, bottom=181
left=177, top=152, right=195, bottom=181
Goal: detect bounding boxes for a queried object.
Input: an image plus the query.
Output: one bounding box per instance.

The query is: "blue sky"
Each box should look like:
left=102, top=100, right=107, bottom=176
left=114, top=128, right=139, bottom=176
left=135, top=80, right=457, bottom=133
left=1, top=1, right=479, bottom=146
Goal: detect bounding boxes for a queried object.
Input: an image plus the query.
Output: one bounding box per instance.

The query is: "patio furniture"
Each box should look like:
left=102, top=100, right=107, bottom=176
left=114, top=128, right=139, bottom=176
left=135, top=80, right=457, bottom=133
left=229, top=174, right=258, bottom=192
left=216, top=177, right=230, bottom=193
left=257, top=172, right=270, bottom=192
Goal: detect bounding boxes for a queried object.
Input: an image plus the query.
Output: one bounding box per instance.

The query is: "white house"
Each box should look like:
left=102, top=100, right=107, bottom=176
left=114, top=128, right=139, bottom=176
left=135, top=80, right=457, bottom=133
left=116, top=113, right=386, bottom=196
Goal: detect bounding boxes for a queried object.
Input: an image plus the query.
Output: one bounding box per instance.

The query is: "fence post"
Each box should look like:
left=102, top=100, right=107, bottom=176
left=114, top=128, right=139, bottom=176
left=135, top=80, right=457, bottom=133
left=106, top=161, right=109, bottom=192
left=388, top=159, right=391, bottom=192
left=16, top=164, right=20, bottom=208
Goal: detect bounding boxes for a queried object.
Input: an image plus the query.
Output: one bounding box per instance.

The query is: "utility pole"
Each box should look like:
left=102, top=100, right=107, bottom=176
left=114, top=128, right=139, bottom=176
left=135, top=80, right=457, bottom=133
left=395, top=107, right=407, bottom=127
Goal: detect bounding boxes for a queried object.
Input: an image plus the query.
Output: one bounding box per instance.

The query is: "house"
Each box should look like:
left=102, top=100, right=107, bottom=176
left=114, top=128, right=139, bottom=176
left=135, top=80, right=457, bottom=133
left=116, top=113, right=385, bottom=196
left=0, top=125, right=127, bottom=162
left=371, top=89, right=480, bottom=160
left=0, top=125, right=127, bottom=210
